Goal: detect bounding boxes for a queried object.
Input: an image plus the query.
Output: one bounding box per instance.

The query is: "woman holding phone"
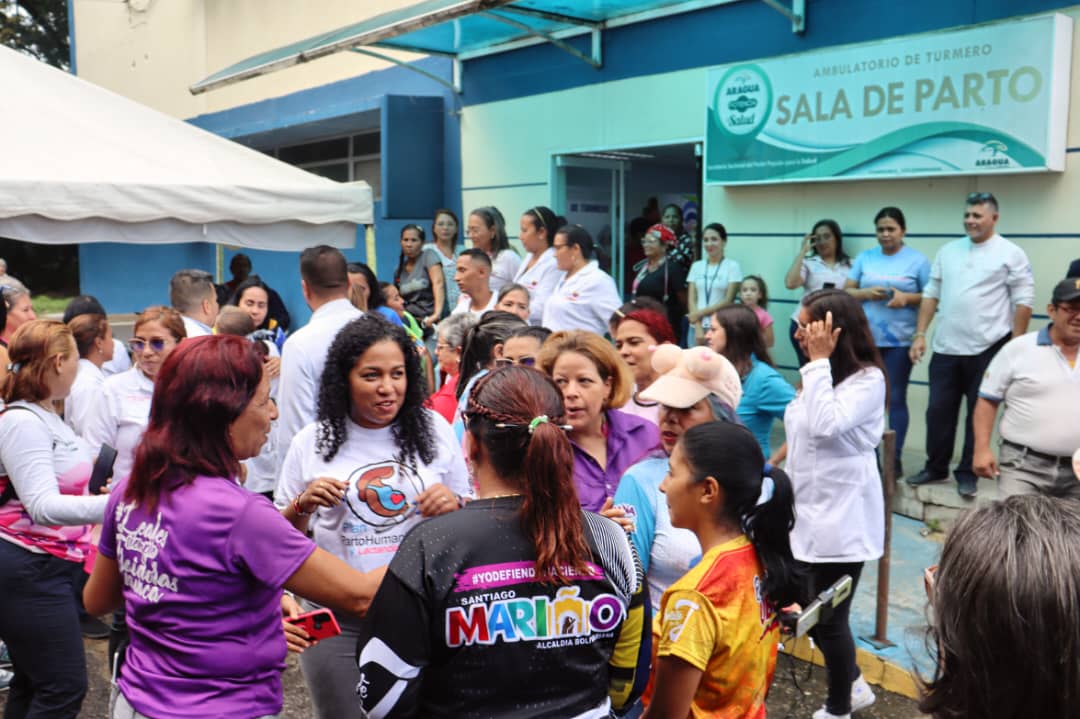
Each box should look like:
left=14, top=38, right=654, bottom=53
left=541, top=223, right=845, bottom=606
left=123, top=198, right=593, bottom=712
left=844, top=207, right=930, bottom=474
left=784, top=220, right=851, bottom=365
left=84, top=335, right=381, bottom=719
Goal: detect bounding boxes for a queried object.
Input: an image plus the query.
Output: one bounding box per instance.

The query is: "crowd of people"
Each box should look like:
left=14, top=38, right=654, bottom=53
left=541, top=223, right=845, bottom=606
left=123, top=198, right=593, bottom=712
left=0, top=189, right=1076, bottom=719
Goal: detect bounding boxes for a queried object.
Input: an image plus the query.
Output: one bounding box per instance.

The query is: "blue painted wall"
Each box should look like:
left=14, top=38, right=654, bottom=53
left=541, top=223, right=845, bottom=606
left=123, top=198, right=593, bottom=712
left=80, top=56, right=462, bottom=328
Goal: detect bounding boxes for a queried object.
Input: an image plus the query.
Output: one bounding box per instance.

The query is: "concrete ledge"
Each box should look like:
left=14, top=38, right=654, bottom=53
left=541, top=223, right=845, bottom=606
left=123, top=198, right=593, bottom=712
left=891, top=477, right=998, bottom=530
left=780, top=635, right=921, bottom=700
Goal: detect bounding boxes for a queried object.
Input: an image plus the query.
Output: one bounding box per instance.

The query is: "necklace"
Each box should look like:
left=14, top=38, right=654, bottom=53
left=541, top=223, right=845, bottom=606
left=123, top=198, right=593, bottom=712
left=702, top=258, right=724, bottom=303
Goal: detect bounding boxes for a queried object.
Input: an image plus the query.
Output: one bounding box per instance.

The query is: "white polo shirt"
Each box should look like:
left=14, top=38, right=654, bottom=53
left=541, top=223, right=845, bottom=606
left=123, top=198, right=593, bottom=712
left=924, top=233, right=1035, bottom=355
left=181, top=315, right=212, bottom=338
left=978, top=326, right=1080, bottom=456
left=541, top=260, right=623, bottom=336
left=275, top=298, right=362, bottom=469
left=490, top=249, right=522, bottom=295
left=65, top=359, right=105, bottom=438
left=81, top=366, right=154, bottom=482
left=512, top=248, right=563, bottom=325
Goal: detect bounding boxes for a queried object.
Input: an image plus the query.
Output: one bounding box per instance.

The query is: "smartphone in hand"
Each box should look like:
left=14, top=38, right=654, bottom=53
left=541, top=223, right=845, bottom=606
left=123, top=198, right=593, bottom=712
left=286, top=609, right=342, bottom=641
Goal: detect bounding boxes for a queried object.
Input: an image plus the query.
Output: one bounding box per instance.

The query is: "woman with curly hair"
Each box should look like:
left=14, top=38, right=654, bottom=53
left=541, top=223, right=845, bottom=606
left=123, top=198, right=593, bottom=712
left=275, top=314, right=470, bottom=719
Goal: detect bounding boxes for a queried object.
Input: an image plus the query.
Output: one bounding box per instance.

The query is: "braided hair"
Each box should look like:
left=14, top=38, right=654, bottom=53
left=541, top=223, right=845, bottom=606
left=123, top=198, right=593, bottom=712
left=465, top=367, right=589, bottom=583
left=315, top=315, right=436, bottom=465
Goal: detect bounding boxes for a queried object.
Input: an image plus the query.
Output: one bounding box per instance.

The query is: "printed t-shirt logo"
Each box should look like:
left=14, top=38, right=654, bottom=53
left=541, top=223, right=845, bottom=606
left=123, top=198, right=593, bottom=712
left=343, top=461, right=425, bottom=531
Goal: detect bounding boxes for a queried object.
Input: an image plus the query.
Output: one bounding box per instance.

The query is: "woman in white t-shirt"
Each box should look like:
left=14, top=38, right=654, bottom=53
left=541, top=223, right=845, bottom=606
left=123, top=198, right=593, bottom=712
left=542, top=225, right=623, bottom=336
left=64, top=312, right=114, bottom=438
left=427, top=208, right=462, bottom=315
left=82, top=306, right=186, bottom=481
left=276, top=314, right=470, bottom=719
left=783, top=219, right=852, bottom=365
left=512, top=206, right=563, bottom=324
left=686, top=222, right=742, bottom=345
left=467, top=206, right=521, bottom=294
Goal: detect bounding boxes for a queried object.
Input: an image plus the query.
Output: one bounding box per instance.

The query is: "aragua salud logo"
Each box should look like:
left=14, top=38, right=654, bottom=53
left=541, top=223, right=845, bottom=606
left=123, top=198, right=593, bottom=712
left=714, top=64, right=772, bottom=138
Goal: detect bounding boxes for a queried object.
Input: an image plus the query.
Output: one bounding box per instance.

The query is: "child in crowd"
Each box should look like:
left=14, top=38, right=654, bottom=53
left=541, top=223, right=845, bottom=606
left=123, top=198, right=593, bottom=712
left=738, top=275, right=775, bottom=348
left=381, top=282, right=434, bottom=390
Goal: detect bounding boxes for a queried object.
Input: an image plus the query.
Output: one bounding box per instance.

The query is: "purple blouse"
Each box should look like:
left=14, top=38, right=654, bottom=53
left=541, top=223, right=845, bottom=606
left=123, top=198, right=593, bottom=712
left=571, top=409, right=661, bottom=512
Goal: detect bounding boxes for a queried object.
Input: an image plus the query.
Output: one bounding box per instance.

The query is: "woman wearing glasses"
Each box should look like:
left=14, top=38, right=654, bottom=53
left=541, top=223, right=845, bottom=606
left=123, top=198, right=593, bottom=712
left=427, top=313, right=477, bottom=424
left=542, top=226, right=623, bottom=336
left=275, top=315, right=470, bottom=719
left=787, top=289, right=886, bottom=719
left=83, top=306, right=186, bottom=482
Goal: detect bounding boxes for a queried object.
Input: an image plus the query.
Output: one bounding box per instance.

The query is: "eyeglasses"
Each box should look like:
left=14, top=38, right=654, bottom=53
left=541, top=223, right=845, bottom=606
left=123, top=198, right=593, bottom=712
left=128, top=338, right=170, bottom=353
left=495, top=356, right=537, bottom=368
left=552, top=242, right=569, bottom=250
left=1053, top=303, right=1080, bottom=317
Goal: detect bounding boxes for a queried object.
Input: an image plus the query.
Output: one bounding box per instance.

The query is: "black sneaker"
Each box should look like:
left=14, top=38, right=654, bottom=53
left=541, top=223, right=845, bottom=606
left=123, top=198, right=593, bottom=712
left=905, top=469, right=947, bottom=487
left=957, top=476, right=978, bottom=498
left=80, top=616, right=110, bottom=640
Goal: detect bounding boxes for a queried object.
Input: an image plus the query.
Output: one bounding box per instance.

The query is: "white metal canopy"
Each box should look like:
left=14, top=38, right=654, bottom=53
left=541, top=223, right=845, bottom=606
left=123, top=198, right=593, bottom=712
left=0, top=45, right=372, bottom=251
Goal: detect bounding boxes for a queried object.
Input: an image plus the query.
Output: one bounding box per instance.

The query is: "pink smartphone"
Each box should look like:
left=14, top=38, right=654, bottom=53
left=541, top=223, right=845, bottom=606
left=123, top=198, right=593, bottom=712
left=287, top=609, right=342, bottom=641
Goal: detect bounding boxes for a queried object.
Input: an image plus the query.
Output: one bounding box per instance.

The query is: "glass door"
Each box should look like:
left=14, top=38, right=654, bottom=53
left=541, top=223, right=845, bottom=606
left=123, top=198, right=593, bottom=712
left=552, top=155, right=628, bottom=291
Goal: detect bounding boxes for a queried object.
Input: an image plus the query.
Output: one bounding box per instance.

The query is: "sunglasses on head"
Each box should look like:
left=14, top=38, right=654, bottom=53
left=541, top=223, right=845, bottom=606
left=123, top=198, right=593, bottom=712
left=128, top=338, right=169, bottom=353
left=966, top=191, right=996, bottom=205
left=495, top=357, right=536, bottom=368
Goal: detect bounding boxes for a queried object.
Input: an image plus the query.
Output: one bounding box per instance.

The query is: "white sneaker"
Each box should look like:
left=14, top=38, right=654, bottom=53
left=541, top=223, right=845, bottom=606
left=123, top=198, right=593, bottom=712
left=811, top=707, right=849, bottom=719
left=850, top=675, right=876, bottom=712
left=0, top=667, right=13, bottom=691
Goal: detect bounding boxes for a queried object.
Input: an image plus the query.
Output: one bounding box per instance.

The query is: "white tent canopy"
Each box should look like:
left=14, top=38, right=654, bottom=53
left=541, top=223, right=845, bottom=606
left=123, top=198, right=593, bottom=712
left=0, top=45, right=372, bottom=251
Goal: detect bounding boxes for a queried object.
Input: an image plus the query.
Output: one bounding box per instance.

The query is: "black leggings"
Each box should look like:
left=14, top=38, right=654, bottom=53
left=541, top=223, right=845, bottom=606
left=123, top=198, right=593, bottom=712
left=803, top=561, right=864, bottom=715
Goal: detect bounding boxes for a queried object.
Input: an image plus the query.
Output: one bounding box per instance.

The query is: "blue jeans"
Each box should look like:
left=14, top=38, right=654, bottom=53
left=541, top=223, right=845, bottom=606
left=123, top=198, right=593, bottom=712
left=0, top=540, right=87, bottom=719
left=879, top=346, right=913, bottom=463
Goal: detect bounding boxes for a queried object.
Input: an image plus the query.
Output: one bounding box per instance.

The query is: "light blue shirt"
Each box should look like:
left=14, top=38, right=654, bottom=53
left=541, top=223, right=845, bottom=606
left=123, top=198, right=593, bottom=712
left=737, top=356, right=796, bottom=457
left=613, top=456, right=700, bottom=612
left=848, top=245, right=931, bottom=347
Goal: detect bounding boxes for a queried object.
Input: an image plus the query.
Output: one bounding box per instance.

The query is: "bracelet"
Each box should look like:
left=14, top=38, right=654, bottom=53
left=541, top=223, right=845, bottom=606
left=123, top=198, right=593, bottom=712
left=292, top=495, right=312, bottom=516
left=913, top=332, right=926, bottom=339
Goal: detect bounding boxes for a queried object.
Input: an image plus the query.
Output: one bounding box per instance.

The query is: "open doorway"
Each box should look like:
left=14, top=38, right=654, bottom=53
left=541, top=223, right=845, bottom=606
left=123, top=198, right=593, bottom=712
left=553, top=142, right=701, bottom=294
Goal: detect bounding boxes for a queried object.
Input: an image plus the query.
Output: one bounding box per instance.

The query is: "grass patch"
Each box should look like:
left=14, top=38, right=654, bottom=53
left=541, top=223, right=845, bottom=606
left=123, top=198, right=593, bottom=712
left=32, top=295, right=74, bottom=317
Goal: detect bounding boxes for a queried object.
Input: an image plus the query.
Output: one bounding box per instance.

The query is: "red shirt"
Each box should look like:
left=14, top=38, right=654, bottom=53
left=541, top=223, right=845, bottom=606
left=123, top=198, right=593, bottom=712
left=427, top=374, right=459, bottom=424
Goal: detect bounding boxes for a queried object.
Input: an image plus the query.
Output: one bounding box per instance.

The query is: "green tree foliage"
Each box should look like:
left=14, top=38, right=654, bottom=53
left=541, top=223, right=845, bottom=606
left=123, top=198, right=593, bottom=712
left=1, top=0, right=70, bottom=70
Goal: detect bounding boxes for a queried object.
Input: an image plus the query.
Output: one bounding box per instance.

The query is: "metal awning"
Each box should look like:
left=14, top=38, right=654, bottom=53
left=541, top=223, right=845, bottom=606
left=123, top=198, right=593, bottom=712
left=191, top=0, right=806, bottom=95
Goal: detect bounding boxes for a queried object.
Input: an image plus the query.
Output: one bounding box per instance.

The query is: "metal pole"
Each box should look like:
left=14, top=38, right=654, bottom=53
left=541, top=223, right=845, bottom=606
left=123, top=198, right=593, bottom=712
left=863, top=430, right=897, bottom=649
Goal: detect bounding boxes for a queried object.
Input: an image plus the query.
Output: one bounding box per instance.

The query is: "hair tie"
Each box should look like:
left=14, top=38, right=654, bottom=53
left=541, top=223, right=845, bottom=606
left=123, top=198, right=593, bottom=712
left=528, top=415, right=549, bottom=434
left=756, top=476, right=774, bottom=507
left=6, top=362, right=20, bottom=374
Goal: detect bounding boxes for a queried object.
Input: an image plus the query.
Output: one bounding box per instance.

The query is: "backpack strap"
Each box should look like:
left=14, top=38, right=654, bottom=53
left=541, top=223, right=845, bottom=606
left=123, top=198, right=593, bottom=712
left=0, top=405, right=39, bottom=507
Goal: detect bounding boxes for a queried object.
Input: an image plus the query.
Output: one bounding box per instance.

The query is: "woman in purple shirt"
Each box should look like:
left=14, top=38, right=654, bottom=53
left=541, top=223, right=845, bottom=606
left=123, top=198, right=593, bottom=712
left=84, top=336, right=381, bottom=719
left=538, top=330, right=659, bottom=511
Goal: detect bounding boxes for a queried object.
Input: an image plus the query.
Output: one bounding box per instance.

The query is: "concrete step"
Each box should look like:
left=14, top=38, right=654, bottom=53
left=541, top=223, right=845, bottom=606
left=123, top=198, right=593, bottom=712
left=891, top=475, right=999, bottom=531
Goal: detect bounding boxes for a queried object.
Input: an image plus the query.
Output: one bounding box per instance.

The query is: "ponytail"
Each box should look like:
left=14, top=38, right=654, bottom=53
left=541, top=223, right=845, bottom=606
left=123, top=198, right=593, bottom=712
left=465, top=367, right=589, bottom=583
left=740, top=465, right=801, bottom=606
left=680, top=422, right=802, bottom=607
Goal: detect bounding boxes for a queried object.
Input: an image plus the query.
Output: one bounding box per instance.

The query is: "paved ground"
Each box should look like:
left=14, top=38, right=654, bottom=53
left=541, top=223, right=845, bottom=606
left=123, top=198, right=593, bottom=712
left=1, top=630, right=925, bottom=718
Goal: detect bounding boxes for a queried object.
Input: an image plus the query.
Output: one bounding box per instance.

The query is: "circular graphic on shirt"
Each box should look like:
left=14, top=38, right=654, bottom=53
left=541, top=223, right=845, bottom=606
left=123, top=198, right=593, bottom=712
left=343, top=461, right=426, bottom=531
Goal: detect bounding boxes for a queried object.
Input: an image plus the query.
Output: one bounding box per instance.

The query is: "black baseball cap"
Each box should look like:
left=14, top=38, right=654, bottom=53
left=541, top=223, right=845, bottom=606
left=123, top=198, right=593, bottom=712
left=1051, top=278, right=1080, bottom=305
left=62, top=295, right=107, bottom=323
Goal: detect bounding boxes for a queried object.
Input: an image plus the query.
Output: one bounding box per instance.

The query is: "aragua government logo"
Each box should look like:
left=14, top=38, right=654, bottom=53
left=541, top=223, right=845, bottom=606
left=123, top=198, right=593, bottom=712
left=714, top=64, right=772, bottom=138
left=343, top=461, right=425, bottom=531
